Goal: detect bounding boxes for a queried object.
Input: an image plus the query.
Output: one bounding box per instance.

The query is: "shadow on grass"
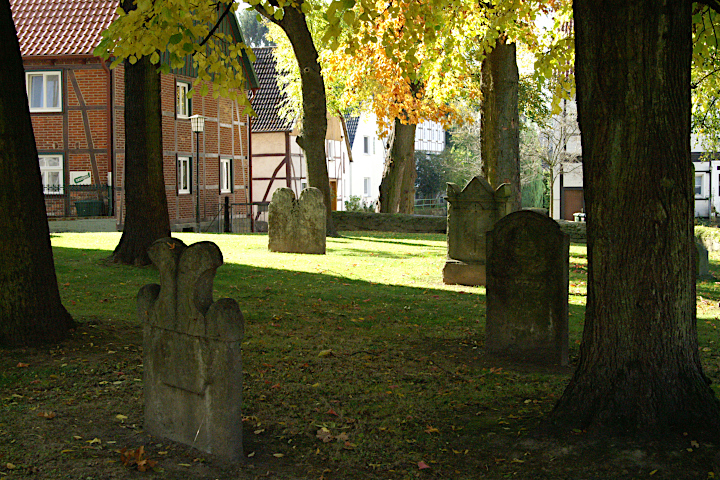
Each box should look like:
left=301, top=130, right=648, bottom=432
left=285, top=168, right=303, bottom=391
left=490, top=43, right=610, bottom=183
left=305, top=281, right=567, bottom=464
left=339, top=234, right=445, bottom=250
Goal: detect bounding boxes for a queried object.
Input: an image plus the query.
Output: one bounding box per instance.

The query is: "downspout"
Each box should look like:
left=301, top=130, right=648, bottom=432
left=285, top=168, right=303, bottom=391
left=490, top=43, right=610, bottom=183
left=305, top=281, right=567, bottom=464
left=248, top=113, right=254, bottom=232
left=101, top=58, right=114, bottom=217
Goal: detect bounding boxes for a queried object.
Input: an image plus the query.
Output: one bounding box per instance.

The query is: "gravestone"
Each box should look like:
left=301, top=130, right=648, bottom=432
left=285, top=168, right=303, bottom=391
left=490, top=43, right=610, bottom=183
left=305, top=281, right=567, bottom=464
left=443, top=176, right=513, bottom=286
left=268, top=187, right=326, bottom=254
left=486, top=210, right=569, bottom=366
left=138, top=238, right=244, bottom=462
left=697, top=239, right=711, bottom=280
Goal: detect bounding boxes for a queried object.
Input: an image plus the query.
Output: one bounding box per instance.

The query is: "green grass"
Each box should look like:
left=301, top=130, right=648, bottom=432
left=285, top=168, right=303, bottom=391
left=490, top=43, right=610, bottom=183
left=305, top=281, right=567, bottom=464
left=0, top=232, right=717, bottom=479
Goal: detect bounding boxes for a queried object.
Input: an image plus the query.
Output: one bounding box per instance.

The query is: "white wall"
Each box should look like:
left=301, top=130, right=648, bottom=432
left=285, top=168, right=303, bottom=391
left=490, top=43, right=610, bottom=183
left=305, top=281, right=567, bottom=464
left=551, top=162, right=584, bottom=220
left=346, top=111, right=386, bottom=209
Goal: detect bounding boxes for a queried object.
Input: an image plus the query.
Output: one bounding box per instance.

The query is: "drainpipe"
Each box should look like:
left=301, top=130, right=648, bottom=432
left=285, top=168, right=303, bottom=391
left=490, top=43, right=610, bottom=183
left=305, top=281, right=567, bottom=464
left=101, top=58, right=114, bottom=216
left=248, top=114, right=254, bottom=233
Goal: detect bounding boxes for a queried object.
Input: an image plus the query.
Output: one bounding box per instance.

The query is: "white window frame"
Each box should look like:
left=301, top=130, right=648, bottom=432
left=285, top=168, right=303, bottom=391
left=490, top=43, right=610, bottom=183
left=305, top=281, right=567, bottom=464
left=176, top=81, right=191, bottom=118
left=363, top=177, right=371, bottom=196
left=26, top=71, right=62, bottom=113
left=178, top=156, right=191, bottom=194
left=39, top=154, right=64, bottom=194
left=695, top=173, right=706, bottom=198
left=363, top=136, right=369, bottom=154
left=220, top=158, right=232, bottom=193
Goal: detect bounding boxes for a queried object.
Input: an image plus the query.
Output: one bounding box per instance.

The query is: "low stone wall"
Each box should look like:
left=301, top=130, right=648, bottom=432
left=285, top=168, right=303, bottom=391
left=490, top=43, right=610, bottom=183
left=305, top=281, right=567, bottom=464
left=332, top=211, right=446, bottom=234
left=556, top=220, right=587, bottom=244
left=332, top=211, right=589, bottom=242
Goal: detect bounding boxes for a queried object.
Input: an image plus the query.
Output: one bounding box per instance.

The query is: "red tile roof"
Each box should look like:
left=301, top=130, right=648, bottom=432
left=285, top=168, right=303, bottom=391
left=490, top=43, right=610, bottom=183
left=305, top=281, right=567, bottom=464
left=10, top=0, right=118, bottom=57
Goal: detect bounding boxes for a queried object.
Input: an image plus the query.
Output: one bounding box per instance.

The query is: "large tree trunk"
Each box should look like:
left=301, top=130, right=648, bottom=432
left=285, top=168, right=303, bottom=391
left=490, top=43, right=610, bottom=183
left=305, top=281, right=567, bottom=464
left=481, top=38, right=521, bottom=212
left=547, top=0, right=720, bottom=437
left=378, top=119, right=416, bottom=213
left=0, top=0, right=74, bottom=346
left=112, top=0, right=171, bottom=265
left=270, top=3, right=337, bottom=236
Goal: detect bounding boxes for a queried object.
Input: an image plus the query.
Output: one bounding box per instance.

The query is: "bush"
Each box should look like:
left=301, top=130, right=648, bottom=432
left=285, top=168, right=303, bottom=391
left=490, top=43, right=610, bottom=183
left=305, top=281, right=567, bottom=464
left=344, top=195, right=376, bottom=212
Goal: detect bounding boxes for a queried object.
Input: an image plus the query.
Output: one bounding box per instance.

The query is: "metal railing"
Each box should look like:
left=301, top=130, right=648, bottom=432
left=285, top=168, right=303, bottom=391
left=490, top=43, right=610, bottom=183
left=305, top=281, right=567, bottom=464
left=414, top=197, right=447, bottom=216
left=44, top=184, right=113, bottom=218
left=204, top=199, right=270, bottom=233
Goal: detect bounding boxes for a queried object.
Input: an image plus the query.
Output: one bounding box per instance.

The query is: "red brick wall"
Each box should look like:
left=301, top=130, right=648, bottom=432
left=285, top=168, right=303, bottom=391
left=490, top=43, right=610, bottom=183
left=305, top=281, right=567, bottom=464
left=26, top=58, right=251, bottom=227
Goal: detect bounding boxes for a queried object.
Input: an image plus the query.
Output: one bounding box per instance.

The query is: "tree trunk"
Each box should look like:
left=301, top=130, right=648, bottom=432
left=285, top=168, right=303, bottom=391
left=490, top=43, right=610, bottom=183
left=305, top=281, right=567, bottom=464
left=272, top=3, right=337, bottom=236
left=481, top=38, right=521, bottom=212
left=547, top=0, right=720, bottom=437
left=0, top=0, right=74, bottom=346
left=378, top=119, right=417, bottom=213
left=112, top=0, right=171, bottom=266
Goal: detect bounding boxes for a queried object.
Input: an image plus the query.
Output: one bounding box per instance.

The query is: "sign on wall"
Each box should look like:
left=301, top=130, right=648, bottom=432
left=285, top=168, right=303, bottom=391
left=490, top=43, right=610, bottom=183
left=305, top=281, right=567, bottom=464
left=70, top=171, right=92, bottom=185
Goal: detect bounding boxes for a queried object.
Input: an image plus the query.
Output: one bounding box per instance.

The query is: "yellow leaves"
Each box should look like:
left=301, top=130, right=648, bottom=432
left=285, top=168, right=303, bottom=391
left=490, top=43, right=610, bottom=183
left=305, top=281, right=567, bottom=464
left=37, top=411, right=56, bottom=420
left=120, top=446, right=157, bottom=472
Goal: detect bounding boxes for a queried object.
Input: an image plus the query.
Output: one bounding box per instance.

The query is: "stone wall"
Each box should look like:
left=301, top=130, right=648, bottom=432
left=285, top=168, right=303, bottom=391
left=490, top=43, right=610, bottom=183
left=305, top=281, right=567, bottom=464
left=331, top=211, right=446, bottom=233
left=332, top=211, right=588, bottom=242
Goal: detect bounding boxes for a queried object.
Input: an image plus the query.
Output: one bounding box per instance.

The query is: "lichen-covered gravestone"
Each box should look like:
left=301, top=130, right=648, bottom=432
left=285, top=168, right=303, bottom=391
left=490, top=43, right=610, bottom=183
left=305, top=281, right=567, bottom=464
left=268, top=187, right=326, bottom=254
left=486, top=210, right=570, bottom=366
left=443, top=176, right=513, bottom=286
left=138, top=238, right=244, bottom=462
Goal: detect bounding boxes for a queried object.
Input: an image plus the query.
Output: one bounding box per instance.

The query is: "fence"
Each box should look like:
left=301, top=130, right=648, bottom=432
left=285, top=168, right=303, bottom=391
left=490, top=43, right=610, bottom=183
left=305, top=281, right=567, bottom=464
left=44, top=184, right=112, bottom=218
left=414, top=197, right=447, bottom=216
left=203, top=199, right=271, bottom=233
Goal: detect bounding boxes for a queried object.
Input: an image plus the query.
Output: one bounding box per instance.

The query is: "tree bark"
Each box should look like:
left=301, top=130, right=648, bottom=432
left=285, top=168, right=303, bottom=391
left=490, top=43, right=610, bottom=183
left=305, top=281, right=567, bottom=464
left=112, top=0, right=171, bottom=266
left=481, top=38, right=521, bottom=212
left=547, top=0, right=720, bottom=437
left=0, top=0, right=74, bottom=346
left=268, top=3, right=337, bottom=236
left=378, top=119, right=417, bottom=213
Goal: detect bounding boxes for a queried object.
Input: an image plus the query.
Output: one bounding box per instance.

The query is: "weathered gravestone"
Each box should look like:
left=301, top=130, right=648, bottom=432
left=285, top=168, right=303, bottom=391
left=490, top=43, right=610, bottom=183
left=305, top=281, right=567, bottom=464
left=138, top=238, right=244, bottom=462
left=443, top=176, right=513, bottom=286
left=486, top=210, right=569, bottom=366
left=697, top=239, right=711, bottom=280
left=268, top=187, right=326, bottom=254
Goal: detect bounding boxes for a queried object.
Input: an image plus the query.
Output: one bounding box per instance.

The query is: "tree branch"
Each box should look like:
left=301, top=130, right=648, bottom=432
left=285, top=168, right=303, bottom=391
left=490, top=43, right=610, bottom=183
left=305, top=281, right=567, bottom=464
left=199, top=1, right=234, bottom=47
left=699, top=0, right=720, bottom=14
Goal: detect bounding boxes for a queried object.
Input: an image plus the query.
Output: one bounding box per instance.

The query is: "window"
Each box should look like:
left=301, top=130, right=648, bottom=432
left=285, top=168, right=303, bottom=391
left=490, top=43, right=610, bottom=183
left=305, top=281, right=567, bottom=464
left=695, top=173, right=705, bottom=197
left=220, top=158, right=233, bottom=193
left=363, top=177, right=371, bottom=196
left=178, top=156, right=191, bottom=194
left=27, top=71, right=61, bottom=112
left=372, top=137, right=376, bottom=155
left=176, top=81, right=191, bottom=118
left=39, top=155, right=63, bottom=194
left=363, top=136, right=369, bottom=154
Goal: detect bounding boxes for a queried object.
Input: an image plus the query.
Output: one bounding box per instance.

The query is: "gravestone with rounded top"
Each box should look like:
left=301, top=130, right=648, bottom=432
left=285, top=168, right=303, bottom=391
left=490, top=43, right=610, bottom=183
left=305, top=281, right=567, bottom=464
left=138, top=238, right=244, bottom=462
left=268, top=187, right=326, bottom=254
left=486, top=210, right=569, bottom=366
left=443, top=176, right=513, bottom=286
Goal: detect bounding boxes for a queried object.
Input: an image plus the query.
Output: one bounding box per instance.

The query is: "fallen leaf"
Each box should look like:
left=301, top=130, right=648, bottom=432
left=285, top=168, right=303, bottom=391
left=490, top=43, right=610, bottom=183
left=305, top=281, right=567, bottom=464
left=691, top=440, right=700, bottom=448
left=326, top=408, right=338, bottom=416
left=115, top=414, right=128, bottom=421
left=86, top=438, right=101, bottom=445
left=273, top=453, right=284, bottom=458
left=318, top=349, right=333, bottom=358
left=16, top=363, right=29, bottom=368
left=317, top=428, right=334, bottom=443
left=247, top=452, right=255, bottom=458
left=38, top=411, right=56, bottom=419
left=425, top=426, right=440, bottom=434
left=5, top=463, right=15, bottom=470
left=418, top=461, right=430, bottom=469
left=336, top=432, right=349, bottom=442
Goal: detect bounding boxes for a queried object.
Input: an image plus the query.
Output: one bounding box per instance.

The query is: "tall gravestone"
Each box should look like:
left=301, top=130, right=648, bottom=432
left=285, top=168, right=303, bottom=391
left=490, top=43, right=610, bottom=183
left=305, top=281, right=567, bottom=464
left=443, top=176, right=513, bottom=286
left=268, top=187, right=326, bottom=254
left=138, top=238, right=245, bottom=462
left=697, top=239, right=711, bottom=280
left=486, top=210, right=569, bottom=366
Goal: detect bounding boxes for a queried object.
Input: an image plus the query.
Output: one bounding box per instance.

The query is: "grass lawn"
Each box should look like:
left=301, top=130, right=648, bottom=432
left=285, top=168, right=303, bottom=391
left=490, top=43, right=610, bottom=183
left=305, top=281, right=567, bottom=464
left=1, top=231, right=719, bottom=479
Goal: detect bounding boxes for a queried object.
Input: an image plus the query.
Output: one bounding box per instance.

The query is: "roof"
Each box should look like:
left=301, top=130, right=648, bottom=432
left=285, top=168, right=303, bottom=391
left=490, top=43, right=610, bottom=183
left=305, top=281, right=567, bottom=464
left=11, top=0, right=117, bottom=56
left=10, top=0, right=259, bottom=90
left=345, top=115, right=359, bottom=148
left=250, top=47, right=294, bottom=133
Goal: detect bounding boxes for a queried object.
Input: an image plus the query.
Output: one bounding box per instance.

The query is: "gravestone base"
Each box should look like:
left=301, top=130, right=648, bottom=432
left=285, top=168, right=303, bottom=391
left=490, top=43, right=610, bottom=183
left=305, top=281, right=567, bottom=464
left=442, top=259, right=486, bottom=286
